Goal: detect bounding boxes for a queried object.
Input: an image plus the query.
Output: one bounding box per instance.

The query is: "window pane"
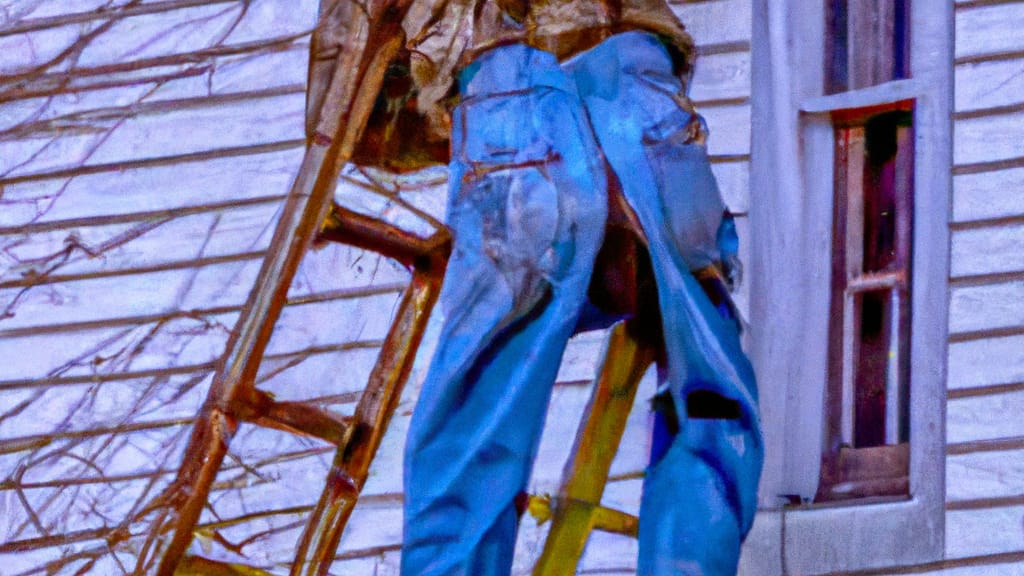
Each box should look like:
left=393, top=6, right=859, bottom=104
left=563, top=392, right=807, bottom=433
left=821, top=105, right=913, bottom=502
left=825, top=0, right=911, bottom=94
left=852, top=288, right=901, bottom=448
left=862, top=111, right=913, bottom=271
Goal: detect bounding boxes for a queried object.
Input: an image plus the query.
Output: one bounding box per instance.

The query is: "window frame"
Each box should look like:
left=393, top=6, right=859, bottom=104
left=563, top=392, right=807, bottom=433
left=748, top=0, right=951, bottom=573
left=817, top=100, right=915, bottom=503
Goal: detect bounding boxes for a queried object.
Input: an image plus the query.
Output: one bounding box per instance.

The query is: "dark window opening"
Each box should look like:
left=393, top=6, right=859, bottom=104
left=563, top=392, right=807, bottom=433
left=818, top=104, right=913, bottom=503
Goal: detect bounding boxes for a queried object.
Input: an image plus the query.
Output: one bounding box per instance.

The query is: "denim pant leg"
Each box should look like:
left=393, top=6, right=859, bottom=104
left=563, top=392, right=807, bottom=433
left=566, top=32, right=764, bottom=575
left=401, top=44, right=607, bottom=576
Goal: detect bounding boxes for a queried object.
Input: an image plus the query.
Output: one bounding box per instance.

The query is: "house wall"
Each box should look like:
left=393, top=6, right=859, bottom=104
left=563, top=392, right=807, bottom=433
left=740, top=1, right=1024, bottom=574
left=0, top=1, right=398, bottom=573
left=0, top=0, right=753, bottom=574
left=938, top=0, right=1024, bottom=571
left=9, top=0, right=1023, bottom=575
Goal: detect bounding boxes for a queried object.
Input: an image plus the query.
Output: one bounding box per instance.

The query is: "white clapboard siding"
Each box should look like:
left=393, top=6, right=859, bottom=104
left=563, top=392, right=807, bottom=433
left=0, top=0, right=134, bottom=23
left=946, top=19, right=1024, bottom=573
left=0, top=0, right=763, bottom=573
left=196, top=427, right=336, bottom=567
left=703, top=102, right=751, bottom=157
left=71, top=0, right=313, bottom=70
left=0, top=42, right=309, bottom=107
left=947, top=7, right=1024, bottom=562
left=732, top=214, right=751, bottom=318
left=0, top=281, right=402, bottom=384
left=948, top=23, right=1024, bottom=562
left=0, top=92, right=306, bottom=178
left=0, top=21, right=87, bottom=75
left=0, top=147, right=303, bottom=228
left=955, top=57, right=1024, bottom=113
left=949, top=280, right=1024, bottom=335
left=954, top=166, right=1024, bottom=223
left=254, top=345, right=386, bottom=403
left=580, top=529, right=641, bottom=573
left=954, top=2, right=1024, bottom=60
left=0, top=1, right=334, bottom=569
left=0, top=372, right=208, bottom=441
left=951, top=223, right=1024, bottom=278
left=691, top=50, right=751, bottom=103
left=947, top=334, right=1024, bottom=392
left=946, top=506, right=1024, bottom=560
left=671, top=0, right=752, bottom=49
left=947, top=448, right=1024, bottom=502
left=0, top=204, right=275, bottom=284
left=947, top=389, right=1024, bottom=445
left=712, top=160, right=751, bottom=214
left=954, top=109, right=1024, bottom=168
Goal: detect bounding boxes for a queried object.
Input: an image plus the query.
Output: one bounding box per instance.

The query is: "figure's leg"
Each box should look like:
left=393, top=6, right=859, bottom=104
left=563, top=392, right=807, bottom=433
left=401, top=44, right=607, bottom=576
left=566, top=32, right=763, bottom=575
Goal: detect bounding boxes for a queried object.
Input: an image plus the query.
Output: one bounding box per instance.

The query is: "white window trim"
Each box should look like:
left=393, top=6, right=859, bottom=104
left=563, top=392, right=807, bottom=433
left=747, top=1, right=951, bottom=573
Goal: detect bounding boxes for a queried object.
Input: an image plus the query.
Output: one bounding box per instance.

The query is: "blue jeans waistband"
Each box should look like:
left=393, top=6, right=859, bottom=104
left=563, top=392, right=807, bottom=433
left=458, top=43, right=576, bottom=98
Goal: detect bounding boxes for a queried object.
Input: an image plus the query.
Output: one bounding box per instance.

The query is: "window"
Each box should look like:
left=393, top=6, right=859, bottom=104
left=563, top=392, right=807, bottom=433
left=748, top=0, right=951, bottom=573
left=825, top=0, right=911, bottom=94
left=817, top=0, right=915, bottom=506
left=818, top=103, right=914, bottom=503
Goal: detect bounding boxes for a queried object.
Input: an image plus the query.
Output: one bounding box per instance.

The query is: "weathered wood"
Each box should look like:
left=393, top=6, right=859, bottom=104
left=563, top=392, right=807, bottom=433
left=954, top=109, right=1024, bottom=167
left=955, top=2, right=1024, bottom=60
left=245, top=390, right=351, bottom=445
left=690, top=50, right=751, bottom=103
left=317, top=203, right=450, bottom=268
left=175, top=554, right=276, bottom=575
left=291, top=257, right=446, bottom=575
left=949, top=280, right=1024, bottom=335
left=946, top=505, right=1024, bottom=560
left=947, top=447, right=1024, bottom=502
left=951, top=222, right=1024, bottom=278
left=532, top=322, right=655, bottom=576
left=671, top=0, right=752, bottom=46
left=954, top=166, right=1024, bottom=222
left=701, top=102, right=752, bottom=156
left=947, top=388, right=1024, bottom=445
left=948, top=334, right=1024, bottom=391
left=136, top=0, right=417, bottom=567
left=527, top=495, right=639, bottom=537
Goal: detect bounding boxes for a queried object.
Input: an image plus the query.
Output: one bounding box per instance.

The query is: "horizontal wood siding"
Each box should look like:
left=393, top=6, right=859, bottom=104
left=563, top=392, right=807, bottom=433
left=0, top=0, right=756, bottom=573
left=943, top=0, right=1024, bottom=570
left=0, top=2, right=406, bottom=573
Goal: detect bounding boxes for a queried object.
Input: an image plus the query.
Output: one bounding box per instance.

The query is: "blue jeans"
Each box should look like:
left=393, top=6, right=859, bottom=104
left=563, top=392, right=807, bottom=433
left=402, top=32, right=763, bottom=576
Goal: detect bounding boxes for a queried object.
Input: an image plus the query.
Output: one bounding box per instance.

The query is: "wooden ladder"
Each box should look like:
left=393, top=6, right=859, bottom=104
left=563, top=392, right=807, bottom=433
left=530, top=321, right=653, bottom=575
left=140, top=0, right=651, bottom=572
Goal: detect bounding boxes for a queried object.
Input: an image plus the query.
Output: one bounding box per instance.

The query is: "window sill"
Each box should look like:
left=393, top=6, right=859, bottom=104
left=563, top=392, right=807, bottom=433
left=799, top=79, right=923, bottom=114
left=783, top=496, right=943, bottom=574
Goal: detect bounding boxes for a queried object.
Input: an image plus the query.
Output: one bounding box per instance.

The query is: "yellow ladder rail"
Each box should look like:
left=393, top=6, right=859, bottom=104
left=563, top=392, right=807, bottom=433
left=533, top=320, right=655, bottom=575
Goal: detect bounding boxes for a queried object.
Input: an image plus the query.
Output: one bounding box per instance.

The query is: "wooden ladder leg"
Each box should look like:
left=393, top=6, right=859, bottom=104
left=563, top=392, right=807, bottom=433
left=532, top=321, right=655, bottom=576
left=133, top=2, right=417, bottom=573
left=289, top=222, right=448, bottom=576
